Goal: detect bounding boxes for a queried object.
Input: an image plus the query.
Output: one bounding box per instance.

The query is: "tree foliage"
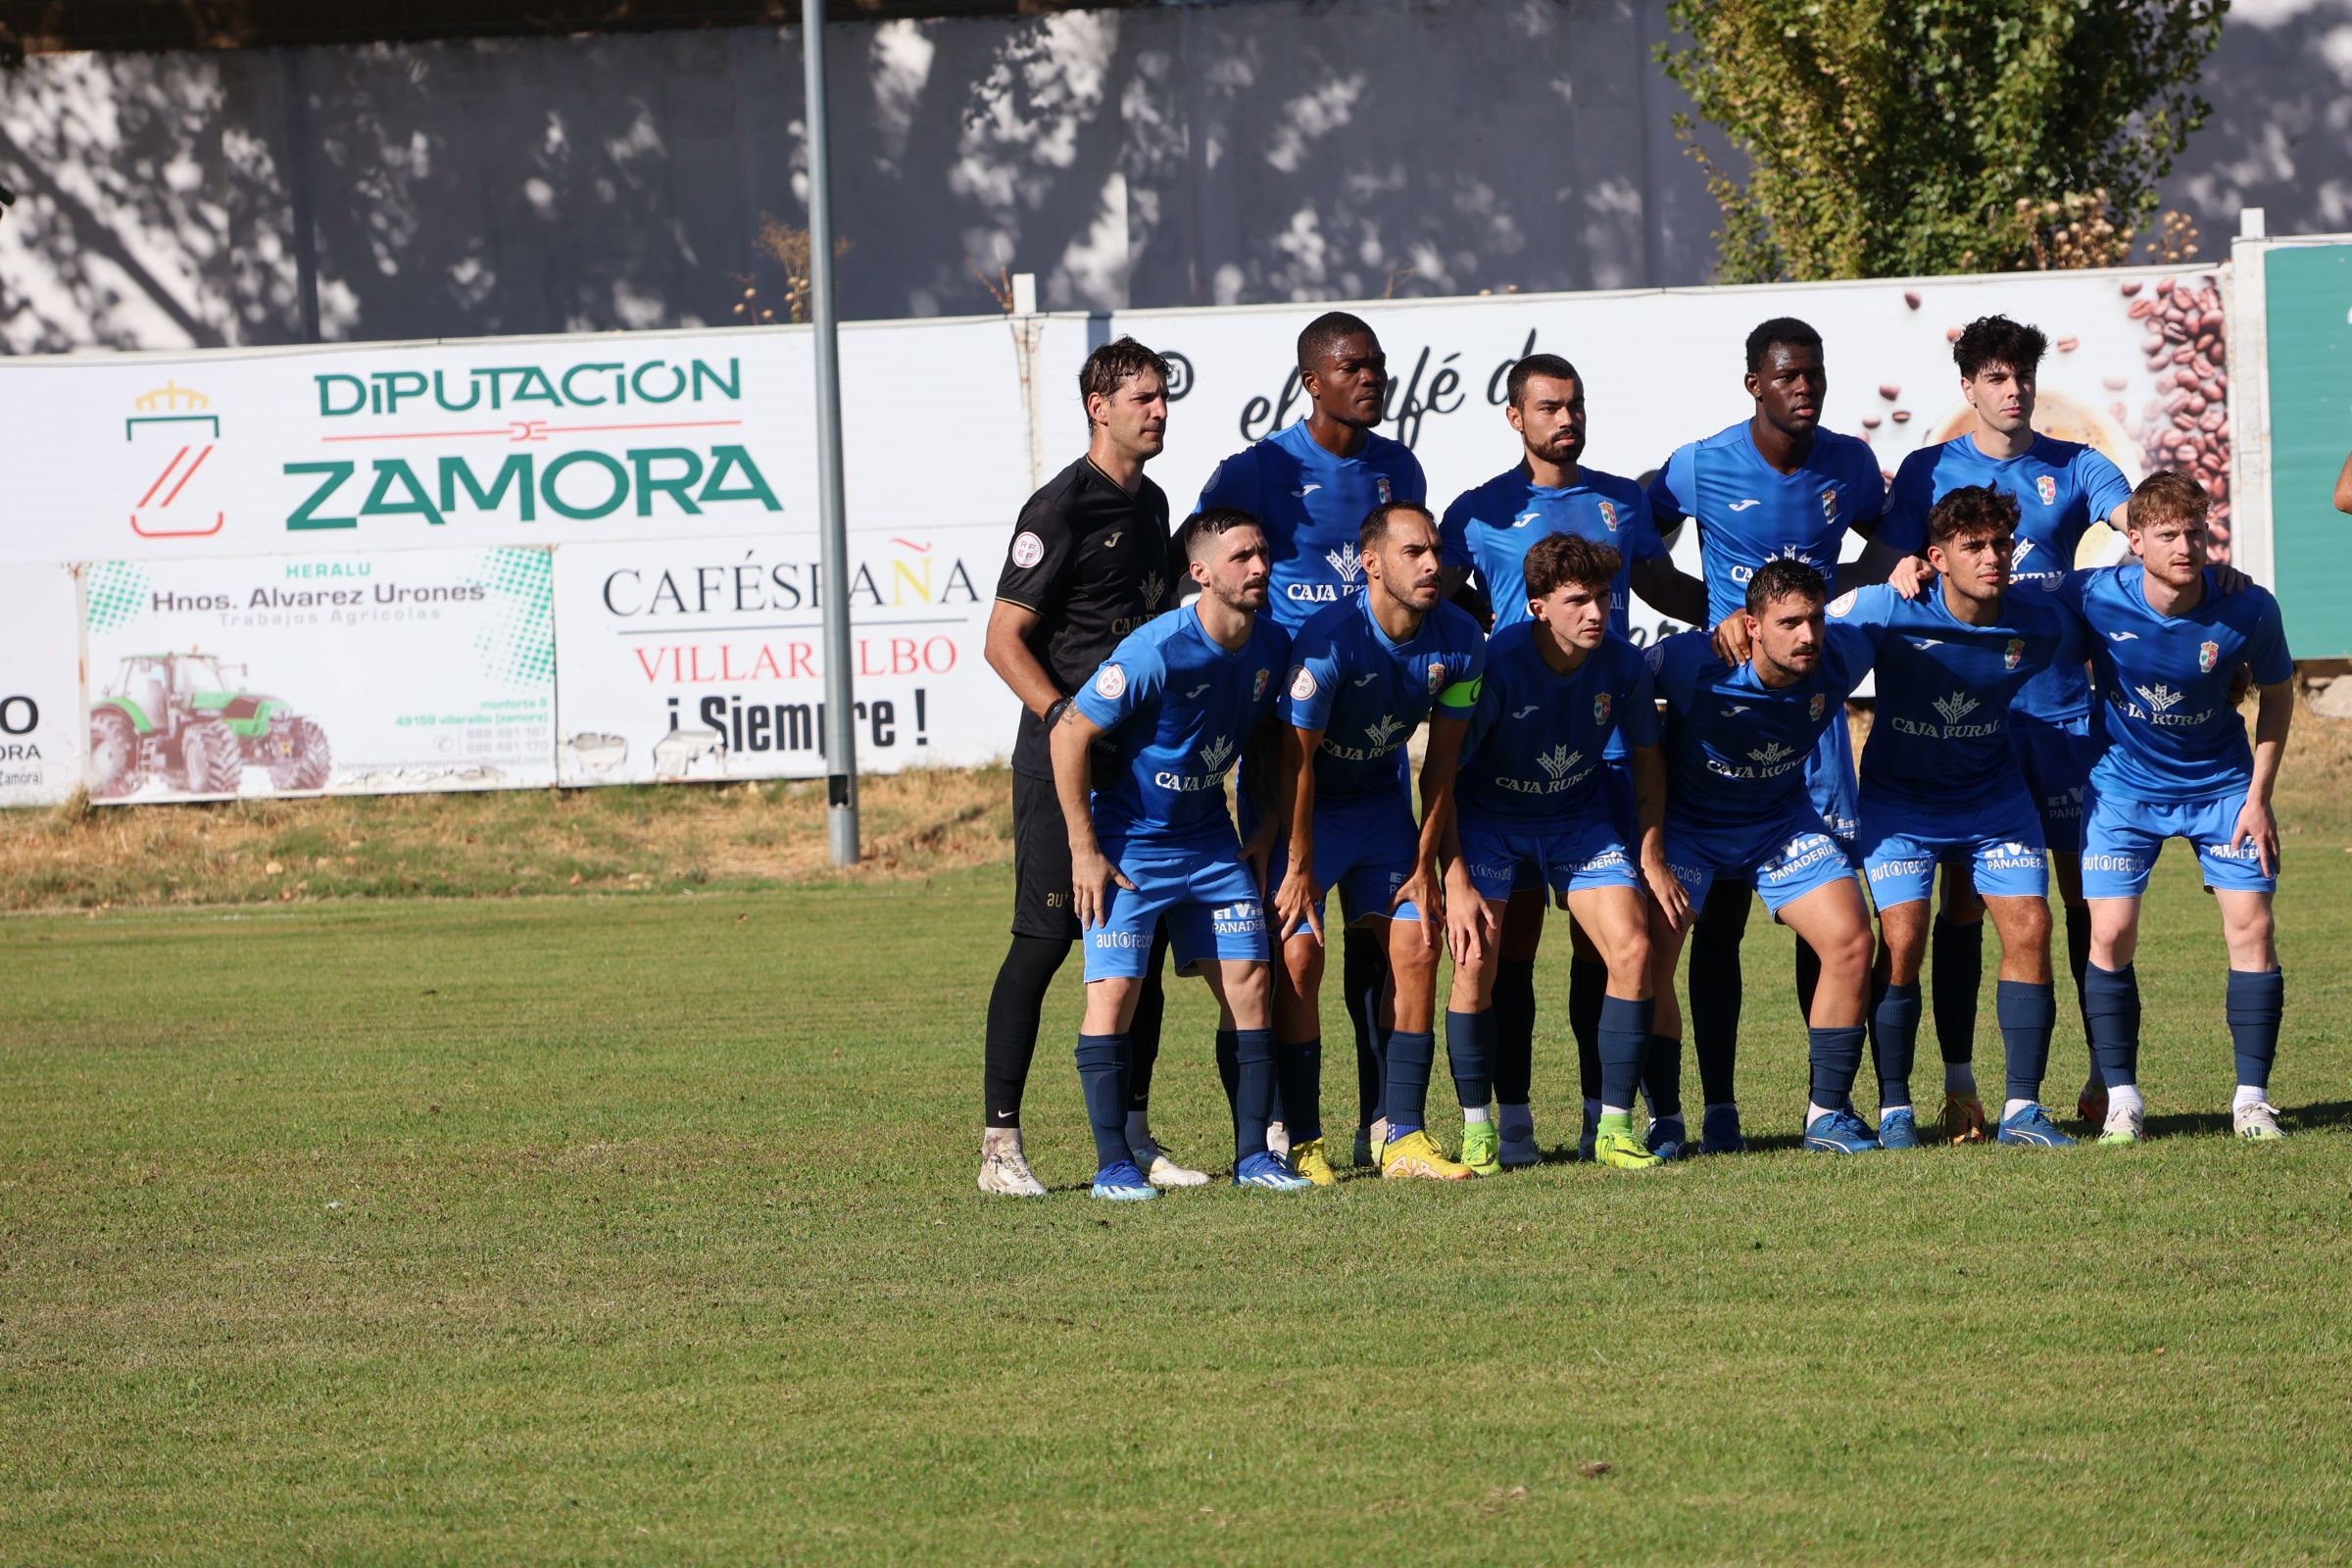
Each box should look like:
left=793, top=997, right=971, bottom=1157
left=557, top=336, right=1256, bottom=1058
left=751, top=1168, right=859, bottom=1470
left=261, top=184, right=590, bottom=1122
left=1657, top=0, right=2229, bottom=281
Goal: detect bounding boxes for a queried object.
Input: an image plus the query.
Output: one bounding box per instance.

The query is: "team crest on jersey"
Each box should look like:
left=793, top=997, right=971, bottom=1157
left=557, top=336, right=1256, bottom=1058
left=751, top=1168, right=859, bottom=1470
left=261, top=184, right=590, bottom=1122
left=2036, top=475, right=2058, bottom=506
left=1095, top=663, right=1126, bottom=699
left=1289, top=664, right=1317, bottom=702
left=1820, top=488, right=1838, bottom=522
left=2198, top=640, right=2220, bottom=672
left=1809, top=693, right=1826, bottom=721
left=2004, top=637, right=2025, bottom=670
left=1426, top=661, right=1446, bottom=693
left=1598, top=499, right=1620, bottom=533
left=1376, top=476, right=1393, bottom=504
left=1010, top=530, right=1046, bottom=569
left=1593, top=692, right=1612, bottom=724
left=1253, top=667, right=1270, bottom=700
left=1829, top=589, right=1859, bottom=616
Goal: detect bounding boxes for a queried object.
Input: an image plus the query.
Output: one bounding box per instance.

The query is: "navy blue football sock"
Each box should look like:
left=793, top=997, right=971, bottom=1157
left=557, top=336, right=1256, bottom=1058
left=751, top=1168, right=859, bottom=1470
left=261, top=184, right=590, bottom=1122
left=1690, top=890, right=1747, bottom=1104
left=1996, top=979, right=2057, bottom=1104
left=2082, top=962, right=2141, bottom=1087
left=1233, top=1027, right=1277, bottom=1162
left=1343, top=926, right=1387, bottom=1126
left=1870, top=980, right=1923, bottom=1107
left=1807, top=1025, right=1867, bottom=1110
left=1598, top=996, right=1652, bottom=1108
left=1214, top=1027, right=1240, bottom=1117
left=1126, top=943, right=1167, bottom=1110
left=1446, top=1008, right=1494, bottom=1110
left=1493, top=959, right=1536, bottom=1106
left=1276, top=1035, right=1324, bottom=1145
left=1932, top=916, right=1984, bottom=1065
left=2065, top=903, right=2099, bottom=1088
left=1793, top=937, right=1822, bottom=1022
left=1641, top=1028, right=1684, bottom=1119
left=2226, top=967, right=2283, bottom=1092
left=1569, top=954, right=1607, bottom=1103
left=1074, top=1033, right=1134, bottom=1169
left=1383, top=1029, right=1436, bottom=1138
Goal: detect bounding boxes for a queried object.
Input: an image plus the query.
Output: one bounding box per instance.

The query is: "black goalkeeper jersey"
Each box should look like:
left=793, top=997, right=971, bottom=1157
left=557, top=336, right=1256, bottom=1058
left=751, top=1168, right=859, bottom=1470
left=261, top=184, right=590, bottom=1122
left=995, top=457, right=1179, bottom=776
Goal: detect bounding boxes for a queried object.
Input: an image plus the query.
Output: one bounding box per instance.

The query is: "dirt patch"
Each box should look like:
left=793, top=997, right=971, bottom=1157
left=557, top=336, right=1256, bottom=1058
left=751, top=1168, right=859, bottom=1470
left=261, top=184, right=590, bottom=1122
left=0, top=766, right=1016, bottom=911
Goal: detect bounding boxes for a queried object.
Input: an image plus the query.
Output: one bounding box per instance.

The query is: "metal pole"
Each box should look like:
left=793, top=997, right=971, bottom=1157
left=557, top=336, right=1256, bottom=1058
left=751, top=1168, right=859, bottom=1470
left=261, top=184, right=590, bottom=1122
left=803, top=0, right=858, bottom=865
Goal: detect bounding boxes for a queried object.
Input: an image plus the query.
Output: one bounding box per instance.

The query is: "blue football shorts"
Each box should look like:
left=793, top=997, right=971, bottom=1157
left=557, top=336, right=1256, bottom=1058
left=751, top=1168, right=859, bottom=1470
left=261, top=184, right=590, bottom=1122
left=2011, top=710, right=2097, bottom=858
left=1664, top=802, right=1856, bottom=918
left=1272, top=787, right=1423, bottom=928
left=1086, top=837, right=1269, bottom=980
left=1462, top=813, right=1642, bottom=904
left=2081, top=784, right=2276, bottom=900
left=1858, top=784, right=2048, bottom=908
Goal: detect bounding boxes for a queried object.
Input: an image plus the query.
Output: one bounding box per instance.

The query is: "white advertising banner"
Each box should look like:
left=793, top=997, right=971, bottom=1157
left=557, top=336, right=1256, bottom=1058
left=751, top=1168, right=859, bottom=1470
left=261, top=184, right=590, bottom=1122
left=78, top=547, right=557, bottom=800
left=3, top=263, right=2236, bottom=808
left=1119, top=263, right=2214, bottom=639
left=550, top=526, right=1015, bottom=785
left=0, top=566, right=86, bottom=807
left=0, top=316, right=1068, bottom=565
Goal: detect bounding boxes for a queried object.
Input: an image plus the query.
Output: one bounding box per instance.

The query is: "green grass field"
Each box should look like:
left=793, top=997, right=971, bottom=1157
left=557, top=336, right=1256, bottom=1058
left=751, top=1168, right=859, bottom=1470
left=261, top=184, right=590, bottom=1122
left=7, top=764, right=2352, bottom=1562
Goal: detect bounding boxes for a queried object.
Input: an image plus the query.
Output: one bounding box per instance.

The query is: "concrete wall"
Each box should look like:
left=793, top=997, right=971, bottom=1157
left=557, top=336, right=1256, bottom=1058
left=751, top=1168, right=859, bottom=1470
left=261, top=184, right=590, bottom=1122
left=2, top=0, right=2346, bottom=353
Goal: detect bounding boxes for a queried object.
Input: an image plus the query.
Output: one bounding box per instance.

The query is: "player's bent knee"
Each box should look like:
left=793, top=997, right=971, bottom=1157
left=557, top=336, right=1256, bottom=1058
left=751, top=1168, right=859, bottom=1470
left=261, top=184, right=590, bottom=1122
left=1825, top=923, right=1876, bottom=977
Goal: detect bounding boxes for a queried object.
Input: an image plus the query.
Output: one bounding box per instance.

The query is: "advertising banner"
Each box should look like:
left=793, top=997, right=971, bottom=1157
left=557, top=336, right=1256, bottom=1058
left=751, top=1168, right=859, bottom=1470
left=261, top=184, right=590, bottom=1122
left=551, top=526, right=1013, bottom=784
left=1117, top=263, right=2227, bottom=642
left=0, top=317, right=1057, bottom=566
left=1, top=261, right=2256, bottom=808
left=78, top=547, right=557, bottom=800
left=0, top=566, right=85, bottom=808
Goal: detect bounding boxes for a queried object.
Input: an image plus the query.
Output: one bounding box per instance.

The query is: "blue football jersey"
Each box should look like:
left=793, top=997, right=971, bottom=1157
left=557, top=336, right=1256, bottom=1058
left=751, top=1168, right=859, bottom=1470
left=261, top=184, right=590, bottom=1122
left=1881, top=434, right=2132, bottom=722
left=1196, top=420, right=1427, bottom=631
left=1073, top=606, right=1291, bottom=847
left=1439, top=466, right=1667, bottom=637
left=2045, top=565, right=2292, bottom=804
left=1280, top=594, right=1486, bottom=802
left=1648, top=421, right=1888, bottom=626
left=1647, top=624, right=1875, bottom=834
left=1830, top=582, right=2087, bottom=804
left=1457, top=627, right=1660, bottom=828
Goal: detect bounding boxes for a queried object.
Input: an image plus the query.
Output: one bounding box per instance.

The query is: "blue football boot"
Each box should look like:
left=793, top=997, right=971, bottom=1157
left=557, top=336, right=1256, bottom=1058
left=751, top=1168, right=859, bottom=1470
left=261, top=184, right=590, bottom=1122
left=1233, top=1150, right=1314, bottom=1192
left=1698, top=1103, right=1746, bottom=1155
left=1090, top=1159, right=1159, bottom=1201
left=1644, top=1114, right=1690, bottom=1161
left=1997, top=1103, right=2077, bottom=1148
left=1803, top=1107, right=1883, bottom=1154
left=1877, top=1107, right=1922, bottom=1151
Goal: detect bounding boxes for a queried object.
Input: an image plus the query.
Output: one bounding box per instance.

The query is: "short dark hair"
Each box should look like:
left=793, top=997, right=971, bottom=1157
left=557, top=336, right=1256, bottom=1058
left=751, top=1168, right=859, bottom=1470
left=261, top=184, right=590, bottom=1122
left=1359, top=500, right=1435, bottom=557
left=1745, top=317, right=1824, bottom=375
left=1525, top=533, right=1620, bottom=600
left=1298, top=311, right=1377, bottom=373
left=1177, top=506, right=1264, bottom=564
left=1506, top=353, right=1583, bottom=410
left=1078, top=336, right=1169, bottom=415
left=1952, top=315, right=2048, bottom=381
left=1745, top=558, right=1828, bottom=616
left=2130, top=468, right=2211, bottom=530
left=1927, top=484, right=2023, bottom=548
